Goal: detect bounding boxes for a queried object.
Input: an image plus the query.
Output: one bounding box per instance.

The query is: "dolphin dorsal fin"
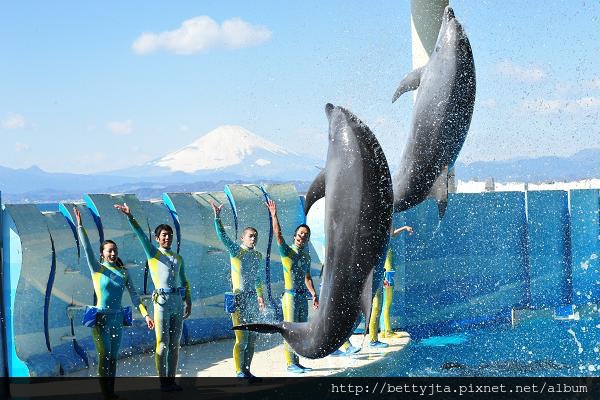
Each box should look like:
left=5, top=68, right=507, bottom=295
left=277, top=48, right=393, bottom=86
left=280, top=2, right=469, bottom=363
left=392, top=66, right=424, bottom=103
left=304, top=168, right=326, bottom=215
left=427, top=166, right=450, bottom=218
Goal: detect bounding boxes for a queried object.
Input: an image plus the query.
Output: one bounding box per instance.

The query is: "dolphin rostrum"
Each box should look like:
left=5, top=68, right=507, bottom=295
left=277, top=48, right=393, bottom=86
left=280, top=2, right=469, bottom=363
left=233, top=103, right=393, bottom=359
left=392, top=6, right=475, bottom=217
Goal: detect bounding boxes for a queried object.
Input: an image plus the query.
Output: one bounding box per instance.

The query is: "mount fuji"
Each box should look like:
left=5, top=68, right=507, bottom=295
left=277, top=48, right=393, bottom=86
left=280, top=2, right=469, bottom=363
left=109, top=125, right=323, bottom=181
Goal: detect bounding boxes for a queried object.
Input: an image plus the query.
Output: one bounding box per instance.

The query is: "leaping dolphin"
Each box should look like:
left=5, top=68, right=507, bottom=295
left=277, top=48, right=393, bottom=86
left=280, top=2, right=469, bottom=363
left=392, top=6, right=476, bottom=217
left=233, top=103, right=393, bottom=359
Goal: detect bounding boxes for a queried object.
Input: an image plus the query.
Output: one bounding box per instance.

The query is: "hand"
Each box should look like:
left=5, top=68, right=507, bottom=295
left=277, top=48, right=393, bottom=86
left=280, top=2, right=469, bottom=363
left=145, top=315, right=155, bottom=330
left=265, top=199, right=277, bottom=217
left=257, top=296, right=265, bottom=312
left=73, top=207, right=82, bottom=226
left=405, top=226, right=414, bottom=235
left=210, top=201, right=223, bottom=218
left=312, top=296, right=319, bottom=310
left=183, top=299, right=192, bottom=319
left=114, top=203, right=131, bottom=217
left=383, top=279, right=390, bottom=288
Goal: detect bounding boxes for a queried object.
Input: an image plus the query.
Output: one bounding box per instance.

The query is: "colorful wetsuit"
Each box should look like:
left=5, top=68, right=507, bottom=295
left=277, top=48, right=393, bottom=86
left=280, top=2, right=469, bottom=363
left=214, top=218, right=264, bottom=376
left=368, top=245, right=387, bottom=343
left=278, top=241, right=311, bottom=367
left=77, top=226, right=148, bottom=380
left=381, top=247, right=394, bottom=335
left=127, top=216, right=190, bottom=379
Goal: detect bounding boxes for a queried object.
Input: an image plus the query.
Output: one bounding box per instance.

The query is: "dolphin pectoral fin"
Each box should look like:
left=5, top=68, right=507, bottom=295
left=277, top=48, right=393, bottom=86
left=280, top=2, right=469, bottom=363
left=304, top=168, right=326, bottom=215
left=360, top=271, right=374, bottom=335
left=392, top=67, right=424, bottom=103
left=232, top=323, right=284, bottom=334
left=427, top=166, right=449, bottom=218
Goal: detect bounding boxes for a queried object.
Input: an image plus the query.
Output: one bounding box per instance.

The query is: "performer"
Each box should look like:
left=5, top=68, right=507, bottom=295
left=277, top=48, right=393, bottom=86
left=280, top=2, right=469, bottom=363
left=266, top=199, right=319, bottom=374
left=75, top=207, right=153, bottom=400
left=115, top=203, right=191, bottom=392
left=211, top=201, right=264, bottom=381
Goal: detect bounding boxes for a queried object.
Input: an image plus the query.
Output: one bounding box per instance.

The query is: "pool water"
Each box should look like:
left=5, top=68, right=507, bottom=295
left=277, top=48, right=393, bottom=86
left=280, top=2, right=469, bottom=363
left=345, top=307, right=599, bottom=377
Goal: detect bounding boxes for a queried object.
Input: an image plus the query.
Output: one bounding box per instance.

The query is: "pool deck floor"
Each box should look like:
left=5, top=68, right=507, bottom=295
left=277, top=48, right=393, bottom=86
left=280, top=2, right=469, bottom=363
left=67, top=332, right=411, bottom=378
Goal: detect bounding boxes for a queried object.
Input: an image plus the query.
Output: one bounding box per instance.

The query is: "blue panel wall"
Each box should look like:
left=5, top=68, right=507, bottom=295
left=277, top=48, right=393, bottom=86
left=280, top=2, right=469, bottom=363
left=2, top=205, right=58, bottom=376
left=569, top=189, right=600, bottom=305
left=526, top=190, right=571, bottom=308
left=393, top=192, right=528, bottom=337
left=43, top=212, right=89, bottom=374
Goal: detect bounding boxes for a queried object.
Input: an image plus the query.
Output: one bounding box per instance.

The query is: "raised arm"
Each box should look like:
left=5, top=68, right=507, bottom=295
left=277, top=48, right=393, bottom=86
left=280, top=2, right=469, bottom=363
left=211, top=201, right=240, bottom=255
left=266, top=199, right=284, bottom=246
left=115, top=203, right=156, bottom=258
left=74, top=207, right=100, bottom=274
left=124, top=270, right=154, bottom=329
left=392, top=225, right=413, bottom=237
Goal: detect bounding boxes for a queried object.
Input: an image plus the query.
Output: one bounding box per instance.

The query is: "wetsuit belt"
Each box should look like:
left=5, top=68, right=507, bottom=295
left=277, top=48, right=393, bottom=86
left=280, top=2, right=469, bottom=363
left=154, top=287, right=181, bottom=294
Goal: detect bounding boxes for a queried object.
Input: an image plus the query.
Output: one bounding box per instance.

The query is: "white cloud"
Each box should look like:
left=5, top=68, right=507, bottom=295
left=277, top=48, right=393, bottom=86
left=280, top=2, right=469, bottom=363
left=520, top=96, right=600, bottom=114
left=2, top=112, right=28, bottom=129
left=496, top=60, right=546, bottom=83
left=107, top=120, right=134, bottom=135
left=132, top=16, right=272, bottom=55
left=15, top=142, right=30, bottom=152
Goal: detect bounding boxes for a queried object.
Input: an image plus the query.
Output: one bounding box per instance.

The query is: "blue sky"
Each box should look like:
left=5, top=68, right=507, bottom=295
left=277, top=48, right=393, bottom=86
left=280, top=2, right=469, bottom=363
left=1, top=1, right=598, bottom=174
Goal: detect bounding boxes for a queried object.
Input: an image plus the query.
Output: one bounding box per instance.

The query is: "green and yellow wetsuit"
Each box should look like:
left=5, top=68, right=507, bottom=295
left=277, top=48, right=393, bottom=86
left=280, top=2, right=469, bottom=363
left=368, top=245, right=389, bottom=343
left=77, top=226, right=148, bottom=379
left=127, top=216, right=190, bottom=379
left=278, top=241, right=311, bottom=367
left=214, top=218, right=264, bottom=376
left=381, top=247, right=395, bottom=335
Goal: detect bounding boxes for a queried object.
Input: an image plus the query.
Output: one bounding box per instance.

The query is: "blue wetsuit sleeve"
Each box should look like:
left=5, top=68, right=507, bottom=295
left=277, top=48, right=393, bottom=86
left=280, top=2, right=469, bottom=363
left=124, top=269, right=148, bottom=316
left=77, top=226, right=100, bottom=274
left=179, top=255, right=191, bottom=301
left=277, top=241, right=293, bottom=258
left=127, top=215, right=156, bottom=259
left=214, top=217, right=240, bottom=256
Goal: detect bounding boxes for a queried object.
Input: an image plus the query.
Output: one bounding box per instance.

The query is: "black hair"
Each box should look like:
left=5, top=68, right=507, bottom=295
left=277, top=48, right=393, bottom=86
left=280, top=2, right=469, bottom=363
left=154, top=224, right=173, bottom=237
left=294, top=224, right=311, bottom=236
left=99, top=240, right=124, bottom=267
left=242, top=226, right=258, bottom=236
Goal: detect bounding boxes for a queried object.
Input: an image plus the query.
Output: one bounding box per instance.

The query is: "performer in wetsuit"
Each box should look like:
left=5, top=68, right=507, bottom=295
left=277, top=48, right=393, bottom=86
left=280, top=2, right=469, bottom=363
left=368, top=225, right=413, bottom=346
left=380, top=225, right=413, bottom=338
left=266, top=199, right=319, bottom=374
left=115, top=203, right=191, bottom=392
left=211, top=201, right=264, bottom=381
left=74, top=207, right=154, bottom=400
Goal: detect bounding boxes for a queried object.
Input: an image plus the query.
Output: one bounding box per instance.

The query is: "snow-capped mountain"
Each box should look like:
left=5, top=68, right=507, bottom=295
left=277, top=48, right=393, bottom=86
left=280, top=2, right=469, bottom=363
left=154, top=125, right=293, bottom=172
left=110, top=125, right=323, bottom=181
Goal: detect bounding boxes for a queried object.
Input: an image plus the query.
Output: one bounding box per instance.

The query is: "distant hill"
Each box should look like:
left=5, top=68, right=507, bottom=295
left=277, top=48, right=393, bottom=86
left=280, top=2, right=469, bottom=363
left=455, top=148, right=600, bottom=182
left=1, top=124, right=599, bottom=203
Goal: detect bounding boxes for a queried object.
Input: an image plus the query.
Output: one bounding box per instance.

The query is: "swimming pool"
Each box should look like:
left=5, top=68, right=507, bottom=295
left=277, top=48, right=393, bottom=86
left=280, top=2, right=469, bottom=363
left=345, top=306, right=599, bottom=377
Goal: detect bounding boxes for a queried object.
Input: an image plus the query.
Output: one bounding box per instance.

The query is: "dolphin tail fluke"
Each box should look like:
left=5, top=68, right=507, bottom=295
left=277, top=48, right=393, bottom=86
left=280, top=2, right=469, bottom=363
left=427, top=166, right=450, bottom=218
left=360, top=270, right=374, bottom=335
left=392, top=67, right=424, bottom=103
left=232, top=323, right=284, bottom=334
left=304, top=168, right=326, bottom=215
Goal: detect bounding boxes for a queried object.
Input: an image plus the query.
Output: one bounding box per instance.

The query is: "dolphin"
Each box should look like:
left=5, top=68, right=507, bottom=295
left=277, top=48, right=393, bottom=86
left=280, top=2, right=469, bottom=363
left=233, top=103, right=393, bottom=359
left=392, top=6, right=475, bottom=217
